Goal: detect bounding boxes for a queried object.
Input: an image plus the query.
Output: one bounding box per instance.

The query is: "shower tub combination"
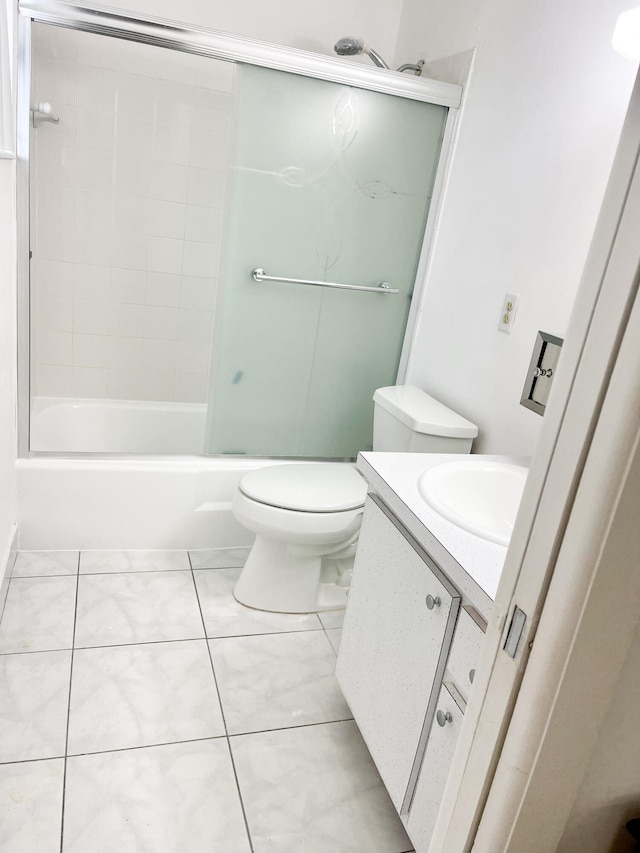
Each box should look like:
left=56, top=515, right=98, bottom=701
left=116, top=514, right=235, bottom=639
left=17, top=0, right=462, bottom=550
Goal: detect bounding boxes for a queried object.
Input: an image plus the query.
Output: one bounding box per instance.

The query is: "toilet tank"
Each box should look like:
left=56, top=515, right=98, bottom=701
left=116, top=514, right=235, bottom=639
left=373, top=386, right=478, bottom=453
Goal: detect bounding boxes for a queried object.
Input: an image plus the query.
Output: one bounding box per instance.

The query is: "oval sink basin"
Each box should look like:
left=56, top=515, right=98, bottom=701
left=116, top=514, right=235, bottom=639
left=418, top=460, right=528, bottom=546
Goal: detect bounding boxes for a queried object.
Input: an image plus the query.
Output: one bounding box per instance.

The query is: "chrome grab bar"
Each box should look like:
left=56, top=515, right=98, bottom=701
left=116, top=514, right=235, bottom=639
left=251, top=268, right=399, bottom=295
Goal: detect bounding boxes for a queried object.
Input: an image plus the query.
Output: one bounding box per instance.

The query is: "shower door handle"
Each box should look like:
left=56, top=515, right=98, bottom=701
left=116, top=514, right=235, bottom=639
left=251, top=268, right=399, bottom=294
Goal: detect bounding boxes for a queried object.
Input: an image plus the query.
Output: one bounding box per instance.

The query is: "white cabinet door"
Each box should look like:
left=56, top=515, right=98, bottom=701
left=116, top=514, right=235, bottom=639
left=406, top=684, right=465, bottom=853
left=336, top=495, right=460, bottom=812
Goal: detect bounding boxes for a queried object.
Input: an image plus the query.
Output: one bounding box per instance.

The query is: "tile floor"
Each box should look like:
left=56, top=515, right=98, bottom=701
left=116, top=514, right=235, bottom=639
left=0, top=548, right=414, bottom=853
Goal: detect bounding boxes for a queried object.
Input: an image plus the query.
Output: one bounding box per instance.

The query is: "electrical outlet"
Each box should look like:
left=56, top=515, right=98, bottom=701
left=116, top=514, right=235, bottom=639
left=498, top=292, right=519, bottom=334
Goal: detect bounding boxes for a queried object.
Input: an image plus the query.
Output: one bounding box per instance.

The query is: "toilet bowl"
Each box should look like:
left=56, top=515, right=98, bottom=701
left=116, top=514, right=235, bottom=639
left=232, top=463, right=367, bottom=613
left=232, top=385, right=479, bottom=614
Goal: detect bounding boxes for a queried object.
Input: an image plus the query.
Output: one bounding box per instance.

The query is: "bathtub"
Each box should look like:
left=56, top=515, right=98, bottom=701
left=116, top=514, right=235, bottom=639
left=30, top=397, right=207, bottom=454
left=21, top=397, right=282, bottom=550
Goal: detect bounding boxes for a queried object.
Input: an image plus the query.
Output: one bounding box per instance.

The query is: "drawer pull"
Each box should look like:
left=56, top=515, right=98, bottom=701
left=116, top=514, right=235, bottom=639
left=436, top=709, right=453, bottom=727
left=469, top=668, right=476, bottom=684
left=425, top=594, right=441, bottom=610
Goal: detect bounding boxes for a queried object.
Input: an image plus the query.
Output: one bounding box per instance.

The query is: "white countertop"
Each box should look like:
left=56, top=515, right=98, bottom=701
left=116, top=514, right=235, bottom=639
left=357, top=452, right=527, bottom=620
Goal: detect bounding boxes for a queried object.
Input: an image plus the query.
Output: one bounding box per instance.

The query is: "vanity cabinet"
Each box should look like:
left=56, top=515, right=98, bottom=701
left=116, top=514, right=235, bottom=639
left=335, top=494, right=460, bottom=812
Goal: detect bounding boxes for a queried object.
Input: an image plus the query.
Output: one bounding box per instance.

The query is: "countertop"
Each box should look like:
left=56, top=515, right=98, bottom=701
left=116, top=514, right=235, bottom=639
left=357, top=452, right=527, bottom=621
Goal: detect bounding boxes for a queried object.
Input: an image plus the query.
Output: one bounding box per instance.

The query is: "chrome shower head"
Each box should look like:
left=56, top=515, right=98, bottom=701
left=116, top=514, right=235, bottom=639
left=333, top=37, right=390, bottom=69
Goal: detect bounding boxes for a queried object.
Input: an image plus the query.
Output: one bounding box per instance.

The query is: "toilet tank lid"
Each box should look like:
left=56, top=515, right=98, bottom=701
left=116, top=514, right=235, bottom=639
left=240, top=463, right=367, bottom=513
left=373, top=386, right=478, bottom=438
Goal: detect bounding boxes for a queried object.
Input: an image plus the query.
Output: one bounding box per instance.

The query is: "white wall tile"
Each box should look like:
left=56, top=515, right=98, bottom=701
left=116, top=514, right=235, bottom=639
left=113, top=195, right=149, bottom=235
left=115, top=76, right=158, bottom=121
left=189, top=129, right=230, bottom=169
left=114, top=156, right=150, bottom=198
left=109, top=304, right=146, bottom=338
left=73, top=299, right=110, bottom=336
left=117, top=41, right=159, bottom=78
left=76, top=191, right=113, bottom=230
left=143, top=339, right=177, bottom=372
left=76, top=31, right=119, bottom=70
left=107, top=369, right=144, bottom=400
left=74, top=149, right=114, bottom=193
left=36, top=59, right=77, bottom=105
left=175, top=341, right=210, bottom=374
left=177, top=309, right=213, bottom=343
left=111, top=268, right=147, bottom=305
left=76, top=109, right=115, bottom=154
left=144, top=306, right=180, bottom=340
left=174, top=372, right=207, bottom=403
left=187, top=169, right=226, bottom=207
left=40, top=331, right=73, bottom=365
left=182, top=242, right=218, bottom=278
left=112, top=232, right=149, bottom=271
left=72, top=366, right=109, bottom=398
left=184, top=206, right=222, bottom=243
left=148, top=237, right=184, bottom=274
left=109, top=337, right=144, bottom=370
left=193, top=93, right=234, bottom=132
left=38, top=223, right=75, bottom=263
left=37, top=363, right=73, bottom=397
left=73, top=333, right=112, bottom=368
left=147, top=201, right=186, bottom=239
left=74, top=228, right=113, bottom=267
left=114, top=114, right=154, bottom=159
left=75, top=67, right=118, bottom=113
left=146, top=272, right=181, bottom=308
left=180, top=277, right=215, bottom=310
left=38, top=297, right=73, bottom=332
left=193, top=57, right=235, bottom=93
left=73, top=265, right=111, bottom=301
left=37, top=185, right=76, bottom=226
left=147, top=162, right=189, bottom=204
left=153, top=123, right=191, bottom=166
left=37, top=261, right=74, bottom=299
left=142, top=370, right=175, bottom=401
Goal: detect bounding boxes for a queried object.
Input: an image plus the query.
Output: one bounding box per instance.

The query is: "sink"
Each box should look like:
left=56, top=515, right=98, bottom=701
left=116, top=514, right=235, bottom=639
left=418, top=459, right=528, bottom=546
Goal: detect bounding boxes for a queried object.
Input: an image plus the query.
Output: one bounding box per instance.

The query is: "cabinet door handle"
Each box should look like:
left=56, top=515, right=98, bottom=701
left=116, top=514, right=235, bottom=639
left=469, top=668, right=476, bottom=684
left=425, top=594, right=441, bottom=610
left=436, top=709, right=453, bottom=727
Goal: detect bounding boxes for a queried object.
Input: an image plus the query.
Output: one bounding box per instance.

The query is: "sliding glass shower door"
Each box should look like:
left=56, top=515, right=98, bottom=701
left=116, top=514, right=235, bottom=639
left=206, top=65, right=447, bottom=458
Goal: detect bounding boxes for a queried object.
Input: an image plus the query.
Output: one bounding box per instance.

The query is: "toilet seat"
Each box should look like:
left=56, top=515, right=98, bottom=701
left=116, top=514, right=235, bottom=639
left=239, top=463, right=367, bottom=513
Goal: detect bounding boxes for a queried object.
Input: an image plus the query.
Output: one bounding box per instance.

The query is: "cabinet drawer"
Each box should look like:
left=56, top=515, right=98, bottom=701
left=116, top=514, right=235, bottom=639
left=336, top=495, right=460, bottom=812
left=406, top=684, right=465, bottom=853
left=446, top=606, right=486, bottom=703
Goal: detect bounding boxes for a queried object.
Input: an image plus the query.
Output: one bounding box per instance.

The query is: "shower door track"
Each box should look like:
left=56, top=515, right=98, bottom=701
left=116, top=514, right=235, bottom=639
left=15, top=0, right=462, bottom=459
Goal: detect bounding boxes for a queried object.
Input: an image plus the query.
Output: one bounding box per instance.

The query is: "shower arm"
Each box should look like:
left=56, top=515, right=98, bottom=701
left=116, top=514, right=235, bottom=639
left=396, top=60, right=425, bottom=76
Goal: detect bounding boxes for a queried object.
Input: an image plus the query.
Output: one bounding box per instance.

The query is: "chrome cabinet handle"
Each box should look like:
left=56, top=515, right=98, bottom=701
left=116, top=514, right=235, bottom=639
left=425, top=594, right=441, bottom=610
left=436, top=709, right=453, bottom=727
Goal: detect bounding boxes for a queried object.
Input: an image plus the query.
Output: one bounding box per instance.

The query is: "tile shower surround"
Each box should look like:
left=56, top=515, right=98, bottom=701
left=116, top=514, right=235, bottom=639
left=0, top=548, right=414, bottom=853
left=31, top=25, right=233, bottom=403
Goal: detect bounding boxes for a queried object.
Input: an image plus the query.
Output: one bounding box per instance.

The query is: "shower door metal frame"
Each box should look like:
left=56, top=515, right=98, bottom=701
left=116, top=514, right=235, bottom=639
left=15, top=0, right=462, bottom=459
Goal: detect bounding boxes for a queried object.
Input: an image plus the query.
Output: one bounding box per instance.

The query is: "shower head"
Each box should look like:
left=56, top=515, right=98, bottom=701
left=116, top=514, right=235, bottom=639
left=333, top=37, right=390, bottom=69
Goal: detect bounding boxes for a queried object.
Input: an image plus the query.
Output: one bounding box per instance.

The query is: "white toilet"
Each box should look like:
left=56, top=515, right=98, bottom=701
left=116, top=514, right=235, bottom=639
left=232, top=385, right=478, bottom=613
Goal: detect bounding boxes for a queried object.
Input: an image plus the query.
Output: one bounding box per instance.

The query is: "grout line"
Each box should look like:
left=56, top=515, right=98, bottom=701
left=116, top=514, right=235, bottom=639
left=65, top=734, right=227, bottom=760
left=0, top=753, right=66, bottom=767
left=189, top=551, right=255, bottom=853
left=59, top=551, right=80, bottom=853
left=227, top=717, right=355, bottom=739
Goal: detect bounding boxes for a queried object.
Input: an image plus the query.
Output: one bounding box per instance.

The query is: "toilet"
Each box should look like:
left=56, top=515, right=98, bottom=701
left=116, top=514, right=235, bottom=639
left=232, top=385, right=478, bottom=613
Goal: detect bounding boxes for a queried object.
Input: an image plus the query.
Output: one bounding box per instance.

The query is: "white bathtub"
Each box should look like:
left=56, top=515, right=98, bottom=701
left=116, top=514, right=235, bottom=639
left=30, top=397, right=207, bottom=454
left=22, top=397, right=283, bottom=550
left=15, top=456, right=283, bottom=550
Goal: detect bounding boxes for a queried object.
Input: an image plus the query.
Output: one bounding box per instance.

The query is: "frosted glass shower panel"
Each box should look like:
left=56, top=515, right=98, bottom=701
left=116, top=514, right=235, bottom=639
left=206, top=65, right=446, bottom=456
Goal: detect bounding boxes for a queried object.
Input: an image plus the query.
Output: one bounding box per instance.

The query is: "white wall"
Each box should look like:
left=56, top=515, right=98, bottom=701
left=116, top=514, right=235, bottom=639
left=95, top=0, right=403, bottom=67
left=398, top=0, right=638, bottom=454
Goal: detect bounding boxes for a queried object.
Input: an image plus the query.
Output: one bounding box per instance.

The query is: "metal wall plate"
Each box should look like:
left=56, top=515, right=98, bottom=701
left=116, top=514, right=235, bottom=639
left=521, top=331, right=564, bottom=416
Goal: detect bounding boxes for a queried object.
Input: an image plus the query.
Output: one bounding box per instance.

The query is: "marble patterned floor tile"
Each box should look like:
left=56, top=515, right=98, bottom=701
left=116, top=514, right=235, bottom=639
left=194, top=568, right=322, bottom=638
left=74, top=571, right=204, bottom=648
left=325, top=627, right=342, bottom=655
left=79, top=550, right=190, bottom=574
left=0, top=650, right=72, bottom=763
left=210, top=631, right=351, bottom=735
left=231, top=721, right=412, bottom=853
left=13, top=551, right=79, bottom=578
left=68, top=640, right=224, bottom=754
left=63, top=740, right=251, bottom=853
left=0, top=577, right=77, bottom=654
left=189, top=547, right=251, bottom=570
left=0, top=758, right=64, bottom=853
left=319, top=609, right=345, bottom=629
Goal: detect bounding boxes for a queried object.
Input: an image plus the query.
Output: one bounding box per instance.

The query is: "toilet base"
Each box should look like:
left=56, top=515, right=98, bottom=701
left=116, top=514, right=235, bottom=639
left=233, top=534, right=352, bottom=614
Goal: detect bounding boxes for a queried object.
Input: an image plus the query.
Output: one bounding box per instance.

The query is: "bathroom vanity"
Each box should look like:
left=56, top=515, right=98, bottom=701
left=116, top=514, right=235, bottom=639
left=336, top=452, right=516, bottom=853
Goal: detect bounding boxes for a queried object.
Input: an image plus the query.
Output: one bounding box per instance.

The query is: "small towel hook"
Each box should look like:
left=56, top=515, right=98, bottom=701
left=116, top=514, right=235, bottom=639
left=31, top=102, right=60, bottom=126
